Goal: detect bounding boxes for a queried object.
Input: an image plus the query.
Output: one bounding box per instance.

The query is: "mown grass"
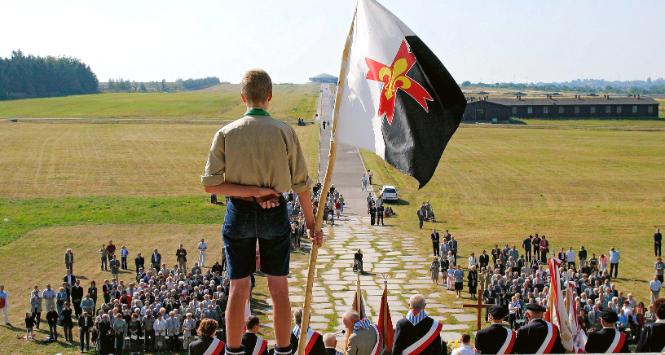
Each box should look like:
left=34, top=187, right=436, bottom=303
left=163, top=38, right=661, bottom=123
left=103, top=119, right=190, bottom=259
left=519, top=118, right=665, bottom=130
left=0, top=122, right=320, bottom=198
left=0, top=196, right=222, bottom=246
left=0, top=84, right=318, bottom=120
left=0, top=86, right=320, bottom=353
left=361, top=124, right=665, bottom=302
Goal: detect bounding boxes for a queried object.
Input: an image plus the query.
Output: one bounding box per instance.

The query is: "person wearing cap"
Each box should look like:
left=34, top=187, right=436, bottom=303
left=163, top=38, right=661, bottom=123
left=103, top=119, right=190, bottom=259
left=636, top=297, right=665, bottom=352
left=475, top=305, right=516, bottom=354
left=584, top=308, right=629, bottom=353
left=514, top=303, right=564, bottom=354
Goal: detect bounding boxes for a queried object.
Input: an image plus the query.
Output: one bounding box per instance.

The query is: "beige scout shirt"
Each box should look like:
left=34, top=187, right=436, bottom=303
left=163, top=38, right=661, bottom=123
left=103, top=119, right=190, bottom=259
left=201, top=115, right=311, bottom=193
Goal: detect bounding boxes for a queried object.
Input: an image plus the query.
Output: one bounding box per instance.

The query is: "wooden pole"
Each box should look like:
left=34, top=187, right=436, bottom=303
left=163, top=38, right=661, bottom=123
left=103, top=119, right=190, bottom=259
left=297, top=9, right=356, bottom=355
left=356, top=272, right=362, bottom=315
left=462, top=275, right=488, bottom=331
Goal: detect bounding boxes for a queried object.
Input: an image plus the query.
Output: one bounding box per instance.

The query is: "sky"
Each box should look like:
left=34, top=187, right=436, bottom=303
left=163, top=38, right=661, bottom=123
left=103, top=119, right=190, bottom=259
left=2, top=0, right=664, bottom=84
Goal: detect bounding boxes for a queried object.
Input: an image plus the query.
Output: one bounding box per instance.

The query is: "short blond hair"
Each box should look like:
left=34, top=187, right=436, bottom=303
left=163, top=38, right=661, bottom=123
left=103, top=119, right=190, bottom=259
left=241, top=69, right=272, bottom=103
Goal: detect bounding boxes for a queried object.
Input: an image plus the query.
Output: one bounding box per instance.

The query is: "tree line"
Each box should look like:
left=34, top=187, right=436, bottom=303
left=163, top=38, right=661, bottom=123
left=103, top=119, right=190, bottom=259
left=0, top=50, right=98, bottom=100
left=105, top=77, right=221, bottom=93
left=461, top=78, right=665, bottom=95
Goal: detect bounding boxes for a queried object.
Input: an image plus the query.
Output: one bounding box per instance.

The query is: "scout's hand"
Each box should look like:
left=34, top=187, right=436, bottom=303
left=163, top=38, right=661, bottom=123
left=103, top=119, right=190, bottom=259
left=253, top=187, right=280, bottom=209
left=308, top=227, right=324, bottom=247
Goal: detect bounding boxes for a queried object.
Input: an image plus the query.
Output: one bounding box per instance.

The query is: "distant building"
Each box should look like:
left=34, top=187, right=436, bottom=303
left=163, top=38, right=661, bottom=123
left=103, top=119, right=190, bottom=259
left=463, top=94, right=659, bottom=121
left=309, top=73, right=338, bottom=84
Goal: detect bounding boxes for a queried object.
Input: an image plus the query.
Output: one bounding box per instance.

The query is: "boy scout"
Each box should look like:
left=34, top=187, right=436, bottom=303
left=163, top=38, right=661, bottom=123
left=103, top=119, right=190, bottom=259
left=202, top=69, right=323, bottom=354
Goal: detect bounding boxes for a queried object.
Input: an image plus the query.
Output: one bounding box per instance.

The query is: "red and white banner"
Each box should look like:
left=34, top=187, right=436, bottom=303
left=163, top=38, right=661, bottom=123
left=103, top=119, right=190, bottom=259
left=547, top=257, right=575, bottom=352
left=566, top=281, right=587, bottom=352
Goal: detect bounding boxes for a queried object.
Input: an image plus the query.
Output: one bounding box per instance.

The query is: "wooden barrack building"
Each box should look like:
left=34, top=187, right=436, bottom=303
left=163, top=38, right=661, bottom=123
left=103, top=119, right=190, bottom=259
left=463, top=94, right=659, bottom=121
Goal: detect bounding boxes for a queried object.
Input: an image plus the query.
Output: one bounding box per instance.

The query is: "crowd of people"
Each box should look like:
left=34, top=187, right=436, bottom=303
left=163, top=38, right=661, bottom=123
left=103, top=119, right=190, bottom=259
left=14, top=187, right=319, bottom=354
left=24, top=241, right=231, bottom=354
left=426, top=226, right=665, bottom=350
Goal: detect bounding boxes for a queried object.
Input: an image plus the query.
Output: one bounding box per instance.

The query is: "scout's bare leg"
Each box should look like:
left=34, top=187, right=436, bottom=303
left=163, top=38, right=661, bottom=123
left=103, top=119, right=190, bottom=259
left=268, top=275, right=291, bottom=348
left=226, top=277, right=250, bottom=348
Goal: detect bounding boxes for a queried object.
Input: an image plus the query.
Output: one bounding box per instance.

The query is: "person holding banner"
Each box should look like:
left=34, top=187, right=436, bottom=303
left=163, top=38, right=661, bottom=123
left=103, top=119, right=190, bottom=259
left=584, top=308, right=629, bottom=353
left=514, top=303, right=564, bottom=354
left=475, top=305, right=515, bottom=354
left=392, top=294, right=442, bottom=355
left=201, top=69, right=322, bottom=355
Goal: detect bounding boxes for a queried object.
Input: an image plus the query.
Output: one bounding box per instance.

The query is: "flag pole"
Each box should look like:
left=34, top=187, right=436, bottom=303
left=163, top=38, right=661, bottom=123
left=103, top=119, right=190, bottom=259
left=356, top=272, right=362, bottom=314
left=297, top=8, right=356, bottom=355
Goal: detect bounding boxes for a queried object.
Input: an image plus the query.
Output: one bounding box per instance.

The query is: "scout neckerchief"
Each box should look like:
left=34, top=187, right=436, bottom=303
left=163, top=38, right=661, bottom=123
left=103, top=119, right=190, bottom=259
left=245, top=108, right=270, bottom=116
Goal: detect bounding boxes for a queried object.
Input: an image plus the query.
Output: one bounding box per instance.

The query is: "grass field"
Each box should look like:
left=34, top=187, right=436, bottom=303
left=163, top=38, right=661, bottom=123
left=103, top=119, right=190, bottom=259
left=1, top=86, right=663, bottom=352
left=520, top=118, right=665, bottom=130
left=0, top=121, right=319, bottom=353
left=0, top=122, right=319, bottom=198
left=362, top=122, right=665, bottom=303
left=0, top=87, right=320, bottom=352
left=0, top=84, right=318, bottom=120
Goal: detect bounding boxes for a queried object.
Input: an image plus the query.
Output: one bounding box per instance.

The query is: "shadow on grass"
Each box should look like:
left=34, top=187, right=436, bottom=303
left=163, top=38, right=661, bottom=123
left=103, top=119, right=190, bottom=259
left=3, top=324, right=79, bottom=349
left=250, top=291, right=272, bottom=316
left=385, top=199, right=410, bottom=206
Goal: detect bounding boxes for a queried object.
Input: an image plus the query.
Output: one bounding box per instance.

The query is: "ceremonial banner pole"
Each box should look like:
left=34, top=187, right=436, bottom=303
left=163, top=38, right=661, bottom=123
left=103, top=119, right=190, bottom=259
left=297, top=9, right=356, bottom=355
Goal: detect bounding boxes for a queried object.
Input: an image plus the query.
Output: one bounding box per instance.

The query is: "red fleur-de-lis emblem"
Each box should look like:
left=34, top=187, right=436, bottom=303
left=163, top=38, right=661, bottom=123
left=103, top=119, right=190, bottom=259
left=365, top=40, right=433, bottom=124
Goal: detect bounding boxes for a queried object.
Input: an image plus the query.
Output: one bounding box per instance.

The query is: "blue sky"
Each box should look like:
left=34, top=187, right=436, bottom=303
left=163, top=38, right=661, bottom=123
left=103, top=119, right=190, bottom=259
left=3, top=0, right=664, bottom=83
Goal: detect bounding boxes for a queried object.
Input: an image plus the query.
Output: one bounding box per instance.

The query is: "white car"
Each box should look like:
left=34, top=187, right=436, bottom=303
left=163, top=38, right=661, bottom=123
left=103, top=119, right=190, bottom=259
left=379, top=185, right=399, bottom=201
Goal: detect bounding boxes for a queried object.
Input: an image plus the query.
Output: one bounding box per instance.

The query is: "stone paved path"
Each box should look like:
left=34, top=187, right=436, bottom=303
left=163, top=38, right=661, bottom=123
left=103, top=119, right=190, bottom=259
left=271, top=85, right=473, bottom=342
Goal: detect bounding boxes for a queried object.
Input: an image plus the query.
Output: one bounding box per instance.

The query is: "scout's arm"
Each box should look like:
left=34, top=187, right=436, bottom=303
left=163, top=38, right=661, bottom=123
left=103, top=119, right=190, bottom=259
left=201, top=130, right=279, bottom=201
left=204, top=183, right=278, bottom=199
left=297, top=190, right=323, bottom=247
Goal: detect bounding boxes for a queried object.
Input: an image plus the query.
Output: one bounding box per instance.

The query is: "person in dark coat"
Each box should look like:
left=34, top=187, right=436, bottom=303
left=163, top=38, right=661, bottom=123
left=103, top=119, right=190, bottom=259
left=70, top=280, right=84, bottom=318
left=584, top=308, right=629, bottom=353
left=78, top=311, right=93, bottom=352
left=369, top=204, right=377, bottom=226
left=134, top=253, right=145, bottom=274
left=61, top=302, right=74, bottom=342
left=431, top=229, right=440, bottom=257
left=637, top=297, right=665, bottom=352
left=475, top=305, right=516, bottom=354
left=392, top=294, right=442, bottom=355
left=46, top=307, right=59, bottom=341
left=176, top=244, right=188, bottom=271
left=98, top=314, right=114, bottom=355
left=514, top=303, right=565, bottom=354
left=468, top=266, right=478, bottom=299
left=151, top=249, right=162, bottom=272
left=189, top=319, right=225, bottom=355
left=655, top=228, right=662, bottom=257
left=242, top=316, right=269, bottom=355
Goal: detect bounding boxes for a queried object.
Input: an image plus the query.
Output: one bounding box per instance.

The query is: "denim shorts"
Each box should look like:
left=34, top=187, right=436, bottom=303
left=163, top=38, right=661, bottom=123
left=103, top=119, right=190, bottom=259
left=222, top=197, right=291, bottom=279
